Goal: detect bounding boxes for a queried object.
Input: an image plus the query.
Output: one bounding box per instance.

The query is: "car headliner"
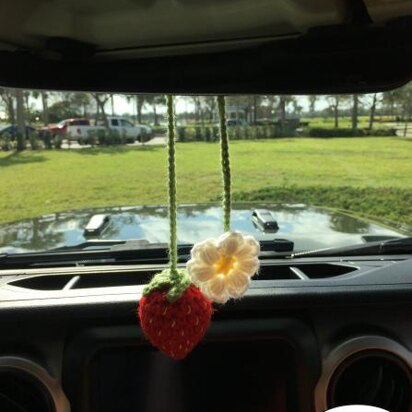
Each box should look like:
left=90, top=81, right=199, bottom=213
left=0, top=0, right=411, bottom=94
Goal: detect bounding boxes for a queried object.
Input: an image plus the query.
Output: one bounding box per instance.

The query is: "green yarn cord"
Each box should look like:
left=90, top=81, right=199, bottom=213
left=166, top=95, right=178, bottom=278
left=217, top=95, right=231, bottom=232
left=143, top=95, right=189, bottom=303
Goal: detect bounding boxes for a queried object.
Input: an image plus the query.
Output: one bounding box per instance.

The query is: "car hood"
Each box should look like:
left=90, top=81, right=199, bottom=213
left=0, top=203, right=408, bottom=255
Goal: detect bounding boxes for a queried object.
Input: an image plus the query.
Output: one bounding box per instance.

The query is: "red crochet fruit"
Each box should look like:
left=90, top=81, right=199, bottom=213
left=138, top=285, right=213, bottom=360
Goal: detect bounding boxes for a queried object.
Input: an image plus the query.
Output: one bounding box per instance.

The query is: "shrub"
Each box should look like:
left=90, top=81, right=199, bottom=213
left=0, top=132, right=15, bottom=151
left=204, top=127, right=211, bottom=142
left=94, top=129, right=124, bottom=146
left=195, top=127, right=202, bottom=141
left=304, top=127, right=396, bottom=138
left=151, top=125, right=167, bottom=135
left=212, top=126, right=219, bottom=142
left=177, top=127, right=186, bottom=142
left=86, top=130, right=98, bottom=146
left=28, top=131, right=42, bottom=150
left=41, top=131, right=53, bottom=149
left=53, top=134, right=63, bottom=149
left=367, top=128, right=397, bottom=137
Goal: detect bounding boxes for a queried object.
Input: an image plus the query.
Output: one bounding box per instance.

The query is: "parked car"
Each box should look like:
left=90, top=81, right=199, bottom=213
left=226, top=119, right=247, bottom=127
left=76, top=117, right=152, bottom=144
left=0, top=124, right=37, bottom=139
left=0, top=1, right=411, bottom=412
left=39, top=118, right=91, bottom=139
left=138, top=124, right=154, bottom=141
left=95, top=117, right=151, bottom=143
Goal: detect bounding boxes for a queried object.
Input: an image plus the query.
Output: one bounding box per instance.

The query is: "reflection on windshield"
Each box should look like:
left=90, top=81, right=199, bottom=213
left=0, top=204, right=403, bottom=254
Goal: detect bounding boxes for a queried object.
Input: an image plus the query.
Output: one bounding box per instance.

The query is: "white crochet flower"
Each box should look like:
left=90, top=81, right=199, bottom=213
left=187, top=231, right=260, bottom=304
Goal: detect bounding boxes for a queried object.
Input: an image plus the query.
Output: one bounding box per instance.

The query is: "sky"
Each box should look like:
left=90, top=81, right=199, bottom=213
left=111, top=95, right=330, bottom=115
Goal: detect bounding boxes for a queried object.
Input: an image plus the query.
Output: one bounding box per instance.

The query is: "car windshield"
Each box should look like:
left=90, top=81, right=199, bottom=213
left=0, top=89, right=411, bottom=255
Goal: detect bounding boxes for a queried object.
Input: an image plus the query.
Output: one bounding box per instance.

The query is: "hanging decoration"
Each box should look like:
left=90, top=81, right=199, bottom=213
left=138, top=95, right=259, bottom=360
left=138, top=96, right=212, bottom=360
left=187, top=96, right=260, bottom=304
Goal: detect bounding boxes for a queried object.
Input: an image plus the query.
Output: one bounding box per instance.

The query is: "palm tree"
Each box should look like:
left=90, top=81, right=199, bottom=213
left=136, top=95, right=144, bottom=123
left=145, top=95, right=166, bottom=125
left=31, top=90, right=49, bottom=125
left=127, top=95, right=145, bottom=123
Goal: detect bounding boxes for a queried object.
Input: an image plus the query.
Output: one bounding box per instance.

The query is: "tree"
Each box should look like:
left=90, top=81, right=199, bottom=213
left=367, top=93, right=378, bottom=129
left=261, top=96, right=279, bottom=120
left=31, top=90, right=49, bottom=125
left=48, top=101, right=77, bottom=122
left=15, top=89, right=25, bottom=151
left=351, top=94, right=360, bottom=130
left=308, top=96, right=318, bottom=117
left=110, top=94, right=115, bottom=116
left=0, top=88, right=16, bottom=123
left=41, top=92, right=49, bottom=126
left=251, top=96, right=261, bottom=124
left=23, top=90, right=31, bottom=120
left=135, top=95, right=144, bottom=123
left=191, top=96, right=203, bottom=125
left=68, top=92, right=92, bottom=117
left=144, top=95, right=166, bottom=125
left=278, top=96, right=295, bottom=128
left=292, top=99, right=303, bottom=116
left=279, top=96, right=287, bottom=127
left=396, top=83, right=412, bottom=136
left=203, top=96, right=217, bottom=122
left=382, top=90, right=401, bottom=118
left=327, top=95, right=347, bottom=128
left=91, top=93, right=110, bottom=128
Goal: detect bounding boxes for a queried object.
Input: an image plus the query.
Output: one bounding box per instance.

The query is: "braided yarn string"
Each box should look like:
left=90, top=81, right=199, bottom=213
left=142, top=95, right=190, bottom=303
left=217, top=95, right=231, bottom=232
left=167, top=95, right=178, bottom=277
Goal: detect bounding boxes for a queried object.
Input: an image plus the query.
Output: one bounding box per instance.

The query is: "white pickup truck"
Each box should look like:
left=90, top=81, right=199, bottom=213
left=66, top=116, right=152, bottom=144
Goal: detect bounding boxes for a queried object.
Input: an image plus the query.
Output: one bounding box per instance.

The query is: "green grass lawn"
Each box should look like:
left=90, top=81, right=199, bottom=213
left=0, top=137, right=411, bottom=227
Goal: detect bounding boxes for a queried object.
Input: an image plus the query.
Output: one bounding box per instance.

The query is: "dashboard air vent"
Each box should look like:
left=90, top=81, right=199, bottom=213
left=0, top=357, right=69, bottom=412
left=0, top=370, right=54, bottom=411
left=328, top=350, right=411, bottom=412
left=8, top=263, right=358, bottom=291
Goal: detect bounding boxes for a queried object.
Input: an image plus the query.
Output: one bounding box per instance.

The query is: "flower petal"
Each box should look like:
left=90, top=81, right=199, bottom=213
left=191, top=239, right=220, bottom=265
left=187, top=261, right=215, bottom=284
left=227, top=270, right=250, bottom=298
left=236, top=235, right=260, bottom=259
left=218, top=231, right=244, bottom=256
left=237, top=257, right=259, bottom=277
left=201, top=274, right=229, bottom=304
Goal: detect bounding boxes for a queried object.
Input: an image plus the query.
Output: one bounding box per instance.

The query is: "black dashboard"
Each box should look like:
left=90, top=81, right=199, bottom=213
left=0, top=255, right=411, bottom=411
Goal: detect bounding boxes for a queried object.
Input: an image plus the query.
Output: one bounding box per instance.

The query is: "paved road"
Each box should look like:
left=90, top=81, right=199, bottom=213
left=61, top=135, right=166, bottom=149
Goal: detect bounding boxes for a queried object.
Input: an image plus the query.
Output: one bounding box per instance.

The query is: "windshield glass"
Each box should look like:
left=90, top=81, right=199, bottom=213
left=0, top=89, right=411, bottom=255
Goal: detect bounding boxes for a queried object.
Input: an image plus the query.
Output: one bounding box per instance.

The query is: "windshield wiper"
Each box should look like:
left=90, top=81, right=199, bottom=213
left=292, top=237, right=412, bottom=258
left=0, top=239, right=294, bottom=270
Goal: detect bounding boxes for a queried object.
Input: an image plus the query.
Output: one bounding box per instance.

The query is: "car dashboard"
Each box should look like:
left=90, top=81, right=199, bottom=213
left=0, top=255, right=411, bottom=412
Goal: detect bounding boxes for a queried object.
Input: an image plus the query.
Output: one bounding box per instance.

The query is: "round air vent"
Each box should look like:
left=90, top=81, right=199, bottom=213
left=0, top=357, right=70, bottom=412
left=315, top=336, right=412, bottom=412
left=328, top=350, right=411, bottom=412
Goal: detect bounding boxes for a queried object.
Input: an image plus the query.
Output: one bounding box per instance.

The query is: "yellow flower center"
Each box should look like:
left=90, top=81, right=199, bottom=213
left=214, top=255, right=236, bottom=276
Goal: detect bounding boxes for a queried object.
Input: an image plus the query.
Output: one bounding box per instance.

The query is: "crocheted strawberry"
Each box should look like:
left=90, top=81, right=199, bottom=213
left=138, top=270, right=212, bottom=360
